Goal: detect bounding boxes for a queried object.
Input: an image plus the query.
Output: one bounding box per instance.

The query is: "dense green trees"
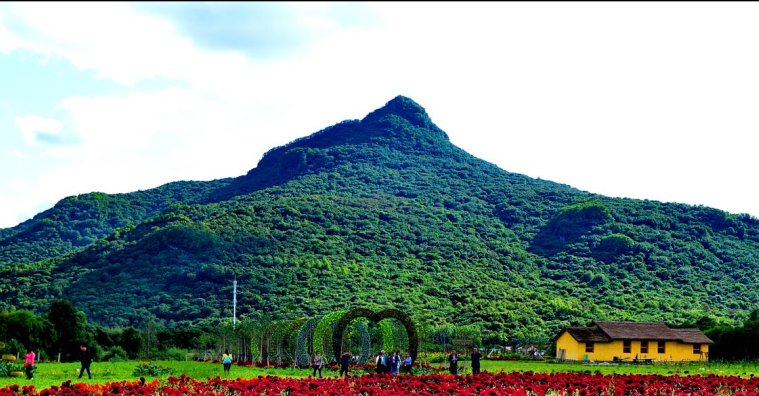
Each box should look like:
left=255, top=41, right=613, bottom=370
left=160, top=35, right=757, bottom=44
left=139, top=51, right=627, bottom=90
left=0, top=301, right=86, bottom=361
left=677, top=310, right=759, bottom=360
left=0, top=96, right=758, bottom=346
left=45, top=300, right=91, bottom=361
left=0, top=302, right=222, bottom=362
left=0, top=180, right=230, bottom=267
left=0, top=310, right=54, bottom=356
left=119, top=327, right=143, bottom=359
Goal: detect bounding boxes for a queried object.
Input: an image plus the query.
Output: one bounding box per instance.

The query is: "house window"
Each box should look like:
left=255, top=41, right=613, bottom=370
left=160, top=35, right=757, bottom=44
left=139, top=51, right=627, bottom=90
left=693, top=344, right=701, bottom=354
left=640, top=340, right=648, bottom=354
left=585, top=343, right=594, bottom=353
left=658, top=341, right=666, bottom=354
left=623, top=340, right=631, bottom=354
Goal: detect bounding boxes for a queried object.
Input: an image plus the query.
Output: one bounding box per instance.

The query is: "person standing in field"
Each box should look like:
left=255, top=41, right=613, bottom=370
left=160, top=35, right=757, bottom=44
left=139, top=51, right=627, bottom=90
left=312, top=351, right=324, bottom=378
left=375, top=350, right=387, bottom=374
left=448, top=349, right=459, bottom=375
left=471, top=347, right=482, bottom=374
left=339, top=351, right=351, bottom=377
left=222, top=350, right=233, bottom=375
left=390, top=351, right=400, bottom=375
left=24, top=347, right=36, bottom=380
left=403, top=353, right=413, bottom=375
left=78, top=345, right=94, bottom=379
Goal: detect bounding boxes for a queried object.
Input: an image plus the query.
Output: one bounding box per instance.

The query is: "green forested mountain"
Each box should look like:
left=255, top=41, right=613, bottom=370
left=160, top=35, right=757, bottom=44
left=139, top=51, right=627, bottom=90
left=1, top=96, right=758, bottom=342
left=0, top=179, right=231, bottom=266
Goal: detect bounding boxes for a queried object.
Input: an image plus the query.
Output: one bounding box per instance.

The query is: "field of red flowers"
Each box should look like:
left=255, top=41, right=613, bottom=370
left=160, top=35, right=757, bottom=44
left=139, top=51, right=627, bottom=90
left=2, top=371, right=758, bottom=396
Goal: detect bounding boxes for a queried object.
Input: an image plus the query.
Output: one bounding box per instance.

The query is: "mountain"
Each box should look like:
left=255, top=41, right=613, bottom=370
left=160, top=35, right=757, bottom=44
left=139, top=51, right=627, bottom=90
left=0, top=179, right=231, bottom=267
left=1, top=96, right=758, bottom=341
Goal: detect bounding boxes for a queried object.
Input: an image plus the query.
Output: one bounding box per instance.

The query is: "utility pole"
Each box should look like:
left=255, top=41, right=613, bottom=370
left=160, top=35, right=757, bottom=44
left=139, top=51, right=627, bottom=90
left=233, top=276, right=237, bottom=330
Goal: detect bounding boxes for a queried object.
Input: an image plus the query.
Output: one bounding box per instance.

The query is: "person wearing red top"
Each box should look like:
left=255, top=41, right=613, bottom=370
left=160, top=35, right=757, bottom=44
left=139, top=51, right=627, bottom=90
left=24, top=347, right=36, bottom=380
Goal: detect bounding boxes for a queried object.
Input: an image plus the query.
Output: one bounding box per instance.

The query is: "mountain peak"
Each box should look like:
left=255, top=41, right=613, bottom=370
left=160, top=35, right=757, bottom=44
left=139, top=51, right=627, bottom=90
left=213, top=95, right=453, bottom=201
left=362, top=96, right=445, bottom=136
left=365, top=96, right=427, bottom=120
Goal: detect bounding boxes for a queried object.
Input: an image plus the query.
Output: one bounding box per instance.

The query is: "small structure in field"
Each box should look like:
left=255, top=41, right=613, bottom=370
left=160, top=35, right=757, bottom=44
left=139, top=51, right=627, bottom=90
left=554, top=321, right=712, bottom=363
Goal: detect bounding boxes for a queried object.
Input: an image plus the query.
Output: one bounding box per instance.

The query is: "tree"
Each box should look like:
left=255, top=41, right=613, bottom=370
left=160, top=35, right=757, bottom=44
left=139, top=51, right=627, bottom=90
left=0, top=310, right=54, bottom=354
left=119, top=327, right=143, bottom=359
left=140, top=318, right=158, bottom=358
left=45, top=300, right=90, bottom=362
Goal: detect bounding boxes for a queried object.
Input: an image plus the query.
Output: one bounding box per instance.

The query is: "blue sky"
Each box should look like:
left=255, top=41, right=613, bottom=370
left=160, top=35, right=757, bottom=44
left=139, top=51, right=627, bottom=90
left=1, top=2, right=759, bottom=228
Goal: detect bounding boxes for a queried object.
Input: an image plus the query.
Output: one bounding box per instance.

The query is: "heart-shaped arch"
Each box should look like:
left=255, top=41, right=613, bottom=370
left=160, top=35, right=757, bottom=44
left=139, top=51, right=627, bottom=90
left=332, top=307, right=418, bottom=364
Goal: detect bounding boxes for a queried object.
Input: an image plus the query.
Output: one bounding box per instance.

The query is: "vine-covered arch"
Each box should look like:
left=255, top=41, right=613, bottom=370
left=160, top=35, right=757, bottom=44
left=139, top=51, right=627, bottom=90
left=250, top=321, right=271, bottom=363
left=296, top=317, right=319, bottom=367
left=332, top=307, right=418, bottom=364
left=340, top=318, right=372, bottom=365
left=379, top=320, right=396, bottom=352
left=313, top=310, right=346, bottom=360
left=260, top=322, right=282, bottom=366
left=278, top=317, right=308, bottom=364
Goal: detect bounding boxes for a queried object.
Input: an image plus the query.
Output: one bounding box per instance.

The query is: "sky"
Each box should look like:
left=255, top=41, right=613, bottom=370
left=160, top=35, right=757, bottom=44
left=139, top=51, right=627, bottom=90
left=1, top=2, right=759, bottom=229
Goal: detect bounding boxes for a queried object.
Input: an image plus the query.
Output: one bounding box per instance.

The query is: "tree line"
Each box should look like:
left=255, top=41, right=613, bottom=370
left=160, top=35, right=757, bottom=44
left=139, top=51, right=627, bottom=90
left=4, top=300, right=759, bottom=363
left=0, top=300, right=224, bottom=362
left=677, top=310, right=759, bottom=361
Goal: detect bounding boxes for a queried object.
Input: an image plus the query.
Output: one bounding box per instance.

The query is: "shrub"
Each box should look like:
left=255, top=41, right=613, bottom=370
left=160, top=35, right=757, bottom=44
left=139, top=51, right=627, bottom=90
left=132, top=361, right=175, bottom=377
left=165, top=348, right=188, bottom=361
left=103, top=346, right=128, bottom=362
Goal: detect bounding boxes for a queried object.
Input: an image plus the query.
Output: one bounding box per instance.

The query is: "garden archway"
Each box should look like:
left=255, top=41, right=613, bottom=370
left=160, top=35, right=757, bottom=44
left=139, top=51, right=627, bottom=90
left=332, top=307, right=418, bottom=364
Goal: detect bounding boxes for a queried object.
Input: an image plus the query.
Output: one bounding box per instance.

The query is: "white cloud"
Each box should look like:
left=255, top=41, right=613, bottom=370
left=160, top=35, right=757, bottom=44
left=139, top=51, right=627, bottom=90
left=15, top=115, right=63, bottom=144
left=51, top=89, right=245, bottom=158
left=2, top=1, right=759, bottom=230
left=0, top=180, right=40, bottom=228
left=0, top=2, right=395, bottom=229
left=0, top=9, right=24, bottom=53
left=8, top=2, right=233, bottom=86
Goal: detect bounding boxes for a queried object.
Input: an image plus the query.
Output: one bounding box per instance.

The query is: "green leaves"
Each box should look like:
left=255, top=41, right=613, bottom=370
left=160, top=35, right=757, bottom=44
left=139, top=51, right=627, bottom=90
left=132, top=361, right=175, bottom=377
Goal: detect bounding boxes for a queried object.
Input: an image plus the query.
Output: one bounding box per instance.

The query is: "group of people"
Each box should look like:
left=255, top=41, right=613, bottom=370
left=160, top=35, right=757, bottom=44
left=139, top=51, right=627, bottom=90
left=14, top=346, right=481, bottom=381
left=15, top=344, right=94, bottom=381
left=374, top=350, right=413, bottom=374
left=311, top=350, right=358, bottom=378
left=314, top=348, right=483, bottom=377
left=19, top=345, right=484, bottom=381
left=313, top=350, right=413, bottom=377
left=312, top=350, right=356, bottom=377
left=447, top=347, right=483, bottom=375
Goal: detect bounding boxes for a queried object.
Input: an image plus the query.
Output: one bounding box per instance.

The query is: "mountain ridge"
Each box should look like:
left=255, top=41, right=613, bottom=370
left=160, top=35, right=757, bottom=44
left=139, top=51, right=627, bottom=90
left=1, top=96, right=757, bottom=341
left=210, top=96, right=455, bottom=202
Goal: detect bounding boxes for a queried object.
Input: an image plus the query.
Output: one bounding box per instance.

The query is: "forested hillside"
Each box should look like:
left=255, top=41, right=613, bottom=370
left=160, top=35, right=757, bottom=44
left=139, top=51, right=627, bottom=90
left=0, top=179, right=230, bottom=266
left=1, top=96, right=757, bottom=342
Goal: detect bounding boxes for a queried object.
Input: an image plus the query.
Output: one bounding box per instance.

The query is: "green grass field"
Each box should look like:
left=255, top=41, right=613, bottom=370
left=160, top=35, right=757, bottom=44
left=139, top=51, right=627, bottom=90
left=2, top=359, right=758, bottom=389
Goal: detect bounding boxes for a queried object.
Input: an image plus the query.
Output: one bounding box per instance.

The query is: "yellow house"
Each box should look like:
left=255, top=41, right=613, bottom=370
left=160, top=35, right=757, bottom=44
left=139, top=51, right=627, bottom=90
left=554, top=321, right=712, bottom=362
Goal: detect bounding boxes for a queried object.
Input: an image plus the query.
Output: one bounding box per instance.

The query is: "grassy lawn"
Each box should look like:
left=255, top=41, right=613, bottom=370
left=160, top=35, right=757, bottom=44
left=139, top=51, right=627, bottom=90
left=2, top=359, right=758, bottom=389
left=476, top=359, right=759, bottom=377
left=0, top=360, right=347, bottom=388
